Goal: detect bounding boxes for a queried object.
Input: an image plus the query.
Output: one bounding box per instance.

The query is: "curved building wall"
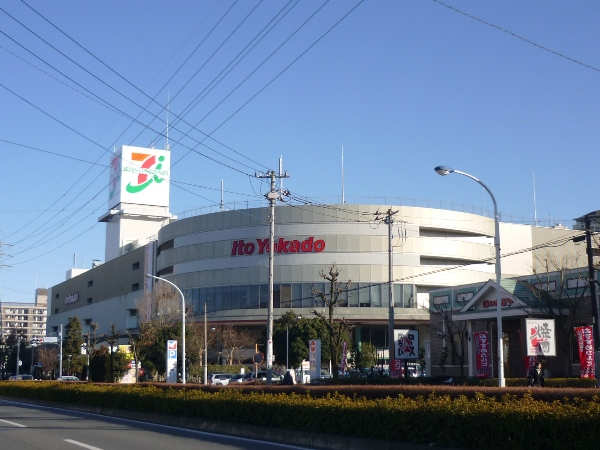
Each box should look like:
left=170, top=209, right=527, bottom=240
left=156, top=204, right=520, bottom=324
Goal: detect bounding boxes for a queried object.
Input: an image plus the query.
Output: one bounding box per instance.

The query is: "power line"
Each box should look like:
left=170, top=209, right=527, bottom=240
left=433, top=0, right=600, bottom=74
left=13, top=1, right=270, bottom=172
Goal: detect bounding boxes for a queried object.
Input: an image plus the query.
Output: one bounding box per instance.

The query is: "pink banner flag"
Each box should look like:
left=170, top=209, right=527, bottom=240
left=473, top=331, right=491, bottom=378
left=575, top=326, right=595, bottom=378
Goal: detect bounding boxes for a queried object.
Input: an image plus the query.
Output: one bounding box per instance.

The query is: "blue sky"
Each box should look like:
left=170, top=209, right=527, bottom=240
left=1, top=0, right=599, bottom=303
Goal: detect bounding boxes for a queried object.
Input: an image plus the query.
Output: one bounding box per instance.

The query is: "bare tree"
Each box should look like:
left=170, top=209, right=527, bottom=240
left=311, top=263, right=352, bottom=383
left=186, top=321, right=216, bottom=368
left=422, top=303, right=468, bottom=377
left=522, top=251, right=591, bottom=376
left=136, top=282, right=181, bottom=326
left=218, top=324, right=256, bottom=364
left=37, top=346, right=58, bottom=378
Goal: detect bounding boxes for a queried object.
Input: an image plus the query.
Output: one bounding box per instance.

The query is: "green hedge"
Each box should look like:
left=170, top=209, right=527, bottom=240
left=2, top=382, right=600, bottom=449
left=331, top=376, right=598, bottom=389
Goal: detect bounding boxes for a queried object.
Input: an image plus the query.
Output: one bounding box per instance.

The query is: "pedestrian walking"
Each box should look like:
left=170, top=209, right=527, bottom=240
left=527, top=362, right=545, bottom=387
left=282, top=370, right=294, bottom=385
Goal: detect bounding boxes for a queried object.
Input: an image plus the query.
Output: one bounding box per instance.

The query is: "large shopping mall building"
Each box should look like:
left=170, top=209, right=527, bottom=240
left=46, top=146, right=584, bottom=375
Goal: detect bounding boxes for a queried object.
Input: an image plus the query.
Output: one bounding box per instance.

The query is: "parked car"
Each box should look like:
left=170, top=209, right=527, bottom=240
left=8, top=375, right=34, bottom=381
left=228, top=373, right=246, bottom=383
left=238, top=371, right=282, bottom=384
left=210, top=373, right=234, bottom=385
left=295, top=369, right=310, bottom=384
left=57, top=376, right=79, bottom=381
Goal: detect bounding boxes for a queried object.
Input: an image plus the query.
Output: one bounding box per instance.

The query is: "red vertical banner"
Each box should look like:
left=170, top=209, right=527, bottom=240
left=473, top=331, right=491, bottom=378
left=575, top=326, right=595, bottom=378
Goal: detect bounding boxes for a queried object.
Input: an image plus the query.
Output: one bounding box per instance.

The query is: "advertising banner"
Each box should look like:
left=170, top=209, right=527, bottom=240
left=390, top=358, right=403, bottom=378
left=575, top=325, right=595, bottom=378
left=394, top=329, right=419, bottom=360
left=473, top=331, right=491, bottom=378
left=526, top=319, right=556, bottom=356
left=308, top=339, right=321, bottom=382
left=166, top=340, right=177, bottom=384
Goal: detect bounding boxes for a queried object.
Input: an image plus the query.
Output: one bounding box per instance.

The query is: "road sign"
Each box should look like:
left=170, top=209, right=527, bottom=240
left=253, top=352, right=264, bottom=364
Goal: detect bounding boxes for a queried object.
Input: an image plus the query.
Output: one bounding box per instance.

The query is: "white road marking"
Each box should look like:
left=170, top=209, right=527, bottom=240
left=0, top=419, right=27, bottom=427
left=64, top=439, right=104, bottom=450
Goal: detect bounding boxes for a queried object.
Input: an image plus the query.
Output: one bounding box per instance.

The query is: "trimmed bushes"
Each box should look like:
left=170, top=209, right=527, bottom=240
left=1, top=382, right=599, bottom=449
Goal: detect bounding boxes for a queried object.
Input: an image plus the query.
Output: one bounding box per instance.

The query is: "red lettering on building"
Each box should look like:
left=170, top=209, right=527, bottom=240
left=231, top=237, right=325, bottom=256
left=482, top=297, right=514, bottom=309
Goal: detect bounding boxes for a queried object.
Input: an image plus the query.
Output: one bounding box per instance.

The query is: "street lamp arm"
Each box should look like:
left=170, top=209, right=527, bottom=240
left=434, top=165, right=505, bottom=388
left=145, top=273, right=186, bottom=385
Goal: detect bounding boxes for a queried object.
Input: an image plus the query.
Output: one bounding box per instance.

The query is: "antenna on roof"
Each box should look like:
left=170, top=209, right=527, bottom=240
left=220, top=180, right=224, bottom=212
left=342, top=144, right=345, bottom=204
left=279, top=156, right=284, bottom=192
left=533, top=172, right=538, bottom=226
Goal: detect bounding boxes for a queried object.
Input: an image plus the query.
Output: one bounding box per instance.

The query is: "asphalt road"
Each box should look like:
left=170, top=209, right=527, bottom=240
left=0, top=399, right=313, bottom=450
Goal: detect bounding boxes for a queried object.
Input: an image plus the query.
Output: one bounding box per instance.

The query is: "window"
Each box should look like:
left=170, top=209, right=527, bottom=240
left=54, top=308, right=59, bottom=314
left=87, top=280, right=93, bottom=287
left=534, top=281, right=556, bottom=292
left=567, top=278, right=587, bottom=289
left=55, top=293, right=59, bottom=299
left=370, top=284, right=382, bottom=307
left=358, top=283, right=370, bottom=307
left=214, top=286, right=223, bottom=311
left=456, top=292, right=474, bottom=303
left=222, top=286, right=231, bottom=310
left=433, top=295, right=450, bottom=305
left=280, top=284, right=292, bottom=309
left=249, top=285, right=259, bottom=309
left=291, top=283, right=303, bottom=308
left=259, top=284, right=269, bottom=309
left=239, top=285, right=249, bottom=309
left=132, top=262, right=140, bottom=271
left=85, top=319, right=92, bottom=326
left=131, top=283, right=140, bottom=292
left=87, top=297, right=93, bottom=304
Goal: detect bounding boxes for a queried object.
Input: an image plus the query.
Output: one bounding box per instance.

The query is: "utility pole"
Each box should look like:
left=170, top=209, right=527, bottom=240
left=59, top=324, right=63, bottom=378
left=373, top=208, right=402, bottom=376
left=203, top=302, right=208, bottom=385
left=256, top=168, right=289, bottom=385
left=16, top=338, right=21, bottom=376
left=85, top=333, right=91, bottom=381
left=384, top=209, right=398, bottom=374
left=583, top=213, right=600, bottom=381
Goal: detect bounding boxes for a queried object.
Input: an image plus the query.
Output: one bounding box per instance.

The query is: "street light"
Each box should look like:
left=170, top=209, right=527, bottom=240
left=146, top=274, right=186, bottom=385
left=434, top=165, right=505, bottom=387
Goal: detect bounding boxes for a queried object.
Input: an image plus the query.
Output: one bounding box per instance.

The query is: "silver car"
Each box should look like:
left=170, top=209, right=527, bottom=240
left=210, top=373, right=234, bottom=385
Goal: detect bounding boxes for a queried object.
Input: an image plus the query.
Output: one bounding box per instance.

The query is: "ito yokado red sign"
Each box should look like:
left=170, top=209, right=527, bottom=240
left=231, top=237, right=325, bottom=255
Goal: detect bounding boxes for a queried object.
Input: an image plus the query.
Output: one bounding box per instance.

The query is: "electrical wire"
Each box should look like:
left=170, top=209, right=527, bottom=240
left=432, top=0, right=600, bottom=74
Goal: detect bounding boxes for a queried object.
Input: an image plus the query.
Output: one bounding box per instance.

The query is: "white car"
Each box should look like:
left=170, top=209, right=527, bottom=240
left=57, top=376, right=79, bottom=381
left=210, top=373, right=234, bottom=385
left=228, top=373, right=246, bottom=383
